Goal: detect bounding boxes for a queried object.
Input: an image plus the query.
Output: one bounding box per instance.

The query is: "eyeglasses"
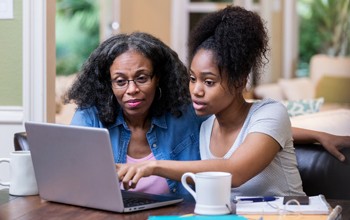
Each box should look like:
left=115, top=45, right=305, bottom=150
left=111, top=74, right=154, bottom=89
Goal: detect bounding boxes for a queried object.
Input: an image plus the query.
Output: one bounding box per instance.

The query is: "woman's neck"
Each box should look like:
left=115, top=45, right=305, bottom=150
left=209, top=98, right=251, bottom=157
left=123, top=113, right=152, bottom=159
left=215, top=98, right=251, bottom=132
left=123, top=113, right=151, bottom=130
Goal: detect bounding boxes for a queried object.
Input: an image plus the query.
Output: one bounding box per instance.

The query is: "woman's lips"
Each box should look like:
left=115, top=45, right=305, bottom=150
left=192, top=100, right=206, bottom=111
left=126, top=99, right=142, bottom=108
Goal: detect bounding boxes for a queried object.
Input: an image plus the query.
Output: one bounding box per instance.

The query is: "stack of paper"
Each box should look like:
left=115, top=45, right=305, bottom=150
left=235, top=195, right=330, bottom=215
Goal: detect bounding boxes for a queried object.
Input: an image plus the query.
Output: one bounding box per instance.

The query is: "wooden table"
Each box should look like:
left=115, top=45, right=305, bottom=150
left=0, top=189, right=349, bottom=220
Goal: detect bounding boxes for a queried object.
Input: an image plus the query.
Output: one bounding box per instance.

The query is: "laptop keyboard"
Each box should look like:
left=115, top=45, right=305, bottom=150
left=123, top=197, right=160, bottom=207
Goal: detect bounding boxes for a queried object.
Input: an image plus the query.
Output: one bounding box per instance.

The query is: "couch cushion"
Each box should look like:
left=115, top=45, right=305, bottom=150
left=278, top=77, right=315, bottom=100
left=315, top=75, right=350, bottom=104
left=309, top=54, right=350, bottom=86
left=253, top=83, right=285, bottom=101
left=282, top=98, right=324, bottom=117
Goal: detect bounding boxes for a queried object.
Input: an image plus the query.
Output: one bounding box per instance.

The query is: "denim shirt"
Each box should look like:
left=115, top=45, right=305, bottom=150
left=70, top=105, right=205, bottom=195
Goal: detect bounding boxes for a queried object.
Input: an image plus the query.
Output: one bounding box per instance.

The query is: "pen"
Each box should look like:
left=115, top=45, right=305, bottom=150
left=237, top=196, right=277, bottom=202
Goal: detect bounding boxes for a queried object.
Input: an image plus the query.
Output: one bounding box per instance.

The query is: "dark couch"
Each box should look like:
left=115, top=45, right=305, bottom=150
left=295, top=143, right=350, bottom=200
left=14, top=132, right=350, bottom=200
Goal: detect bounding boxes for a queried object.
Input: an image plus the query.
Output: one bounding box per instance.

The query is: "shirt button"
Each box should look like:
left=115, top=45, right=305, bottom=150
left=152, top=143, right=157, bottom=148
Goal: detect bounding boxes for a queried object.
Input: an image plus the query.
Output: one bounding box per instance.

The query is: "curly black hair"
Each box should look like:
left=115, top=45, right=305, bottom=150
left=65, top=32, right=191, bottom=127
left=188, top=5, right=269, bottom=89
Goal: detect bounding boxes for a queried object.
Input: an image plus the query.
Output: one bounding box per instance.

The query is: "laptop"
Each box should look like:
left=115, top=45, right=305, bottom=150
left=24, top=121, right=183, bottom=213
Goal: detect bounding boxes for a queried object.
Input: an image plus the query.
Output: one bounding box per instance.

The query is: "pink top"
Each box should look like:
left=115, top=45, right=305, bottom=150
left=120, top=153, right=170, bottom=194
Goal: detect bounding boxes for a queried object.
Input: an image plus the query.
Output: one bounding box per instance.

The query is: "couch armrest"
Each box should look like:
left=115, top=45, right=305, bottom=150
left=295, top=143, right=350, bottom=200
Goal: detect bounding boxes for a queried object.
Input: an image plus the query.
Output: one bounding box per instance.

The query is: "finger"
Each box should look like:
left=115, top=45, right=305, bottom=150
left=337, top=153, right=346, bottom=162
left=122, top=167, right=144, bottom=190
left=120, top=172, right=134, bottom=190
left=117, top=167, right=126, bottom=180
left=329, top=148, right=346, bottom=162
left=123, top=179, right=131, bottom=190
left=130, top=182, right=137, bottom=189
left=120, top=166, right=138, bottom=190
left=116, top=163, right=121, bottom=170
left=130, top=172, right=144, bottom=189
left=123, top=179, right=138, bottom=190
left=116, top=165, right=146, bottom=189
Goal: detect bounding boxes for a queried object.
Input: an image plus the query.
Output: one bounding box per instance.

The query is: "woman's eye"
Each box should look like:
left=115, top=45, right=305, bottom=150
left=136, top=75, right=148, bottom=83
left=204, top=80, right=215, bottom=86
left=189, top=75, right=196, bottom=82
left=116, top=79, right=127, bottom=85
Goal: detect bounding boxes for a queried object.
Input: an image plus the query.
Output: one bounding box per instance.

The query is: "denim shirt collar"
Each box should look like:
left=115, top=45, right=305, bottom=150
left=112, top=109, right=167, bottom=130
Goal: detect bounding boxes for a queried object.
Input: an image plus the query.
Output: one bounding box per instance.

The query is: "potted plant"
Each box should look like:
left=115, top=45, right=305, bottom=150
left=299, top=0, right=350, bottom=66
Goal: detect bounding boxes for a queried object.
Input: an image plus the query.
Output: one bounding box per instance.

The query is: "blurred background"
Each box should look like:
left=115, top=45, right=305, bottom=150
left=53, top=0, right=350, bottom=124
left=56, top=0, right=350, bottom=80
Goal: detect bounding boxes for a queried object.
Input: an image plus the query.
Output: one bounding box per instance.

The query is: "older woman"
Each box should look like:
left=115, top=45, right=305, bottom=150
left=65, top=32, right=205, bottom=195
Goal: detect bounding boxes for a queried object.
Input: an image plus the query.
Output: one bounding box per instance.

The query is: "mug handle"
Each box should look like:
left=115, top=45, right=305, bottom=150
left=0, top=158, right=11, bottom=187
left=181, top=172, right=197, bottom=202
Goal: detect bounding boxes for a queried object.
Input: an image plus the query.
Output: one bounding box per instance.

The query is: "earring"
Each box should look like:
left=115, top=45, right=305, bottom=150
left=158, top=87, right=162, bottom=100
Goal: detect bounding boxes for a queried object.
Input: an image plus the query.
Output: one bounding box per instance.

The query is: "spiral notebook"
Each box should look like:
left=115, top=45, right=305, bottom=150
left=235, top=195, right=330, bottom=215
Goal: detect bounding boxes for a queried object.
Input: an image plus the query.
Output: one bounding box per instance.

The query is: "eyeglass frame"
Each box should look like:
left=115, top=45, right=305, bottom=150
left=111, top=74, right=155, bottom=89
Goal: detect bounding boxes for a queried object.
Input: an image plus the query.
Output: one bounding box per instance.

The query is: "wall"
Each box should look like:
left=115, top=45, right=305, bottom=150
left=116, top=0, right=287, bottom=84
left=0, top=0, right=22, bottom=105
left=120, top=0, right=171, bottom=46
left=270, top=1, right=283, bottom=83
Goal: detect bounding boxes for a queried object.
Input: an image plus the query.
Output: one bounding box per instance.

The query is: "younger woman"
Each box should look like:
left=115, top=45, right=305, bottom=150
left=117, top=6, right=306, bottom=196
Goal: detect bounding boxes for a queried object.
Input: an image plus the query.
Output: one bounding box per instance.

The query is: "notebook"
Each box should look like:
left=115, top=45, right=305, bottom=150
left=24, top=121, right=183, bottom=213
left=235, top=195, right=330, bottom=215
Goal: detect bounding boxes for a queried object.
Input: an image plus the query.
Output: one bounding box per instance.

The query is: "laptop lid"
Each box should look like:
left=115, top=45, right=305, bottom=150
left=24, top=121, right=183, bottom=213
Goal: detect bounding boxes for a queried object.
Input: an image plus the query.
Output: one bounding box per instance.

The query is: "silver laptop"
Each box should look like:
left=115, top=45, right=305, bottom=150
left=24, top=121, right=183, bottom=213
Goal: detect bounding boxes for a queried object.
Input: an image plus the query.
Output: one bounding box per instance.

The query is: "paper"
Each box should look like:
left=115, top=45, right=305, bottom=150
left=0, top=0, right=13, bottom=19
left=148, top=215, right=247, bottom=220
left=235, top=195, right=330, bottom=215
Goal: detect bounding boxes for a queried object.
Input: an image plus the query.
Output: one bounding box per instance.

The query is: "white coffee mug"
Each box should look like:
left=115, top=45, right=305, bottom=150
left=0, top=151, right=38, bottom=196
left=181, top=171, right=232, bottom=215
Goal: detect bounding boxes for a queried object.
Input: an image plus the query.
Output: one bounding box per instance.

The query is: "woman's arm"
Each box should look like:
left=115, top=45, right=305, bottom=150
left=292, top=127, right=350, bottom=162
left=117, top=132, right=280, bottom=190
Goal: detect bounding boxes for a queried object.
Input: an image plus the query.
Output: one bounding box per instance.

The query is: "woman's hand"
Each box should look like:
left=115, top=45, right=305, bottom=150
left=116, top=161, right=156, bottom=190
left=316, top=133, right=350, bottom=162
left=292, top=127, right=350, bottom=162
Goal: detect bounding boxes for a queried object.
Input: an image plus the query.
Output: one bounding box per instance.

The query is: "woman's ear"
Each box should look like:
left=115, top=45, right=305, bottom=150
left=235, top=78, right=248, bottom=96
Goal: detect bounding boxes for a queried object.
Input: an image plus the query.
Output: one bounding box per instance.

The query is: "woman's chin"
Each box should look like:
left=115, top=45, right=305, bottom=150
left=123, top=108, right=149, bottom=119
left=194, top=109, right=210, bottom=117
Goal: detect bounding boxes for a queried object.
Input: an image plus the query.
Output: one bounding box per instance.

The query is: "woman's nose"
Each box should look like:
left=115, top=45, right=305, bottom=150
left=191, top=82, right=204, bottom=97
left=126, top=81, right=140, bottom=94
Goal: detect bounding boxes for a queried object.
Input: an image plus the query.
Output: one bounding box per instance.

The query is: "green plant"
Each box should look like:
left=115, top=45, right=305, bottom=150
left=298, top=0, right=350, bottom=74
left=56, top=0, right=100, bottom=76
